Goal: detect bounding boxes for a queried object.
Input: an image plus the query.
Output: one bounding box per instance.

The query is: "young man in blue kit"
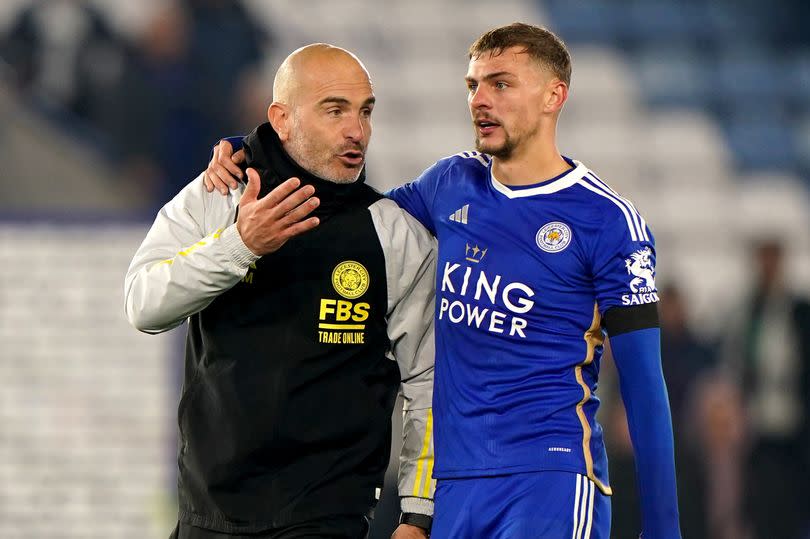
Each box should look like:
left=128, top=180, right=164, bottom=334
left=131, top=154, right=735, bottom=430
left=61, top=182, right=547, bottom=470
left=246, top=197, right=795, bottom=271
left=206, top=23, right=681, bottom=539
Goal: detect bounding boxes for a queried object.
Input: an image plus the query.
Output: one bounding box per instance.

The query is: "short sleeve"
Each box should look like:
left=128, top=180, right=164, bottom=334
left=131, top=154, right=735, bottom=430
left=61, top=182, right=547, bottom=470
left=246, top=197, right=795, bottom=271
left=385, top=160, right=447, bottom=236
left=591, top=208, right=659, bottom=315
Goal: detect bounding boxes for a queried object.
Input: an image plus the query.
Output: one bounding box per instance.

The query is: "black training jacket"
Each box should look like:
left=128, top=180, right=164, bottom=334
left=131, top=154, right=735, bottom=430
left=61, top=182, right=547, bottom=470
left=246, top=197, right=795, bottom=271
left=125, top=123, right=436, bottom=533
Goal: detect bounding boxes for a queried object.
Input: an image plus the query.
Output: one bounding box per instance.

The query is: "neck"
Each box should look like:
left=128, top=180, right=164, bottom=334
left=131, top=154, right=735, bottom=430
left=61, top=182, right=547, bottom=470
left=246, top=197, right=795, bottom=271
left=491, top=124, right=570, bottom=186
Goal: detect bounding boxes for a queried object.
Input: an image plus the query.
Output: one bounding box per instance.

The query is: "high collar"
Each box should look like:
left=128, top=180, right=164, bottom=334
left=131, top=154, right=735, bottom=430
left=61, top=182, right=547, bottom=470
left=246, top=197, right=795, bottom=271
left=241, top=122, right=368, bottom=219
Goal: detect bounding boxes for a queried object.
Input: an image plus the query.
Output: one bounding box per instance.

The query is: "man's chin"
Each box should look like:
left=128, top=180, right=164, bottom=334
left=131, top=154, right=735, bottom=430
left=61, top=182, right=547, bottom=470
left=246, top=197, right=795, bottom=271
left=475, top=139, right=510, bottom=159
left=326, top=167, right=362, bottom=184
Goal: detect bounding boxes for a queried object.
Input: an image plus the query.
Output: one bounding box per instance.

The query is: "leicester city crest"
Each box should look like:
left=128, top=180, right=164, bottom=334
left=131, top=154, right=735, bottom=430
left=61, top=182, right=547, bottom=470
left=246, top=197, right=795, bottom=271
left=536, top=222, right=572, bottom=253
left=332, top=260, right=370, bottom=299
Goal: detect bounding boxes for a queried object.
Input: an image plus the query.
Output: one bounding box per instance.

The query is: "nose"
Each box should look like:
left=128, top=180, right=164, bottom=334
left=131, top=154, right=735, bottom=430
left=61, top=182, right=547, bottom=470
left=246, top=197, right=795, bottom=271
left=469, top=85, right=490, bottom=110
left=343, top=114, right=365, bottom=142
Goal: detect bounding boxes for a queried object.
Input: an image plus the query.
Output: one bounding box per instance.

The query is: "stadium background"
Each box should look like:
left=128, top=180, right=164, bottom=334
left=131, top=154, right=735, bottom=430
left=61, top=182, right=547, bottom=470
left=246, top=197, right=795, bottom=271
left=1, top=0, right=808, bottom=537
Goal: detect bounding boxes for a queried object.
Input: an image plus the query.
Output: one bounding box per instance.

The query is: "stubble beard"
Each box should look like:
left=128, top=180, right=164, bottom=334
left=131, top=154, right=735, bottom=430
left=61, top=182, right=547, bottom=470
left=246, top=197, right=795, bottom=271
left=474, top=120, right=542, bottom=161
left=475, top=133, right=516, bottom=160
left=286, top=127, right=362, bottom=185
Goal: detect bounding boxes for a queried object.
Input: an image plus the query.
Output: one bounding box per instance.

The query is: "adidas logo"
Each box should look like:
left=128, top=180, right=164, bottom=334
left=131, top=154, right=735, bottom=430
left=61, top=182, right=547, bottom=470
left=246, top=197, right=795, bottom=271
left=449, top=204, right=469, bottom=224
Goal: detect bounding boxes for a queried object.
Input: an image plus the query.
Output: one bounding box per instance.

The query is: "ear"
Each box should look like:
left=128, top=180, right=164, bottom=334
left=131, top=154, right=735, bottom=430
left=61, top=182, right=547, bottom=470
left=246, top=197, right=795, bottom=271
left=268, top=102, right=291, bottom=142
left=545, top=79, right=569, bottom=114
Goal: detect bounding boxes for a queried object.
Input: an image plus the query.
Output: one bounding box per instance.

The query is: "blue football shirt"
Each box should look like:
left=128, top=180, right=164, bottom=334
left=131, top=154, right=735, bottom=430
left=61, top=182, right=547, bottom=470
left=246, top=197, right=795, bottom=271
left=387, top=153, right=658, bottom=494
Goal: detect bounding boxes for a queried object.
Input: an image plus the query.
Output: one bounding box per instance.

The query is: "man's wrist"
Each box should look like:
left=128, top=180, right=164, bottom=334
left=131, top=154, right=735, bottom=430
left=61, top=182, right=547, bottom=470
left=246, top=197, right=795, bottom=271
left=400, top=495, right=433, bottom=515
left=399, top=512, right=432, bottom=533
left=223, top=224, right=261, bottom=265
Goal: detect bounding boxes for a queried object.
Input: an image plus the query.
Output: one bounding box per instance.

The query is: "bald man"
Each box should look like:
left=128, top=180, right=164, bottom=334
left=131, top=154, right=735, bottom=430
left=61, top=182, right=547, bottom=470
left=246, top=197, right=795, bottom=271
left=125, top=44, right=436, bottom=539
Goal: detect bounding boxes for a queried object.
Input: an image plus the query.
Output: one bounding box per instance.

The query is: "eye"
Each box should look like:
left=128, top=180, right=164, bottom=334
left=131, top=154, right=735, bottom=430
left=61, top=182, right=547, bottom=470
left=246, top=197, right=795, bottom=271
left=327, top=108, right=342, bottom=117
left=466, top=81, right=478, bottom=92
left=361, top=107, right=373, bottom=118
left=495, top=81, right=508, bottom=90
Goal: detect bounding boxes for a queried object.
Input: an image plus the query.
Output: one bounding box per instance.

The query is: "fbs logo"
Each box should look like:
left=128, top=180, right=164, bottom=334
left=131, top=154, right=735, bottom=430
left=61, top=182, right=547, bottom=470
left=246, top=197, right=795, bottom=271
left=321, top=260, right=370, bottom=345
left=317, top=298, right=369, bottom=345
left=332, top=261, right=369, bottom=299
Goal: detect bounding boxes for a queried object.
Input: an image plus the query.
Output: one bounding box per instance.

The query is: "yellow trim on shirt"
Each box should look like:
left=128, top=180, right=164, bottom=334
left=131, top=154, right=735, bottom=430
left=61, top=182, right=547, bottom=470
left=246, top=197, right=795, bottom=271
left=574, top=303, right=613, bottom=496
left=157, top=229, right=224, bottom=266
left=412, top=408, right=434, bottom=497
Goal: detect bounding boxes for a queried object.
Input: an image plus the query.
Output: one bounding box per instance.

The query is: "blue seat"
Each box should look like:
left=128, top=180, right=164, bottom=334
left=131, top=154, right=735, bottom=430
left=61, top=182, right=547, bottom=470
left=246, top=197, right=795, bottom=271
left=620, top=0, right=710, bottom=45
left=543, top=0, right=622, bottom=44
left=794, top=115, right=810, bottom=170
left=703, top=3, right=767, bottom=45
left=632, top=45, right=710, bottom=108
left=724, top=116, right=798, bottom=170
left=712, top=48, right=792, bottom=108
left=785, top=51, right=810, bottom=109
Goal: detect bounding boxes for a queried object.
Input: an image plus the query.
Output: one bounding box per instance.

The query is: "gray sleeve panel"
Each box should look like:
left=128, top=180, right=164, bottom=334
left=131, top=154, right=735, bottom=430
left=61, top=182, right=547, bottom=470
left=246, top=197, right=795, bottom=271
left=368, top=198, right=437, bottom=512
left=397, top=407, right=435, bottom=515
left=124, top=173, right=259, bottom=333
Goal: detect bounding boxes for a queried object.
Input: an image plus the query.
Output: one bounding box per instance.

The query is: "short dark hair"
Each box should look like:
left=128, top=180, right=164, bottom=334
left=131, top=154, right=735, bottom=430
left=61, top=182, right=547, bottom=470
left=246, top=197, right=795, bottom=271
left=469, top=23, right=571, bottom=85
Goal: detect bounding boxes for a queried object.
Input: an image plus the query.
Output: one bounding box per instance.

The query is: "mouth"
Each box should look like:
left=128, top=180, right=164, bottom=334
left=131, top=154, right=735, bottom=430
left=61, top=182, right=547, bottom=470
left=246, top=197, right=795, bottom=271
left=475, top=118, right=501, bottom=136
left=337, top=150, right=365, bottom=167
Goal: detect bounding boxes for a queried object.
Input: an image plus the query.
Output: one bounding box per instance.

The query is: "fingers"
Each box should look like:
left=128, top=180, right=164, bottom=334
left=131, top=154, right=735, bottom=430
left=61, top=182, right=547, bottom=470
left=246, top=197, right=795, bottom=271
left=260, top=177, right=302, bottom=208
left=218, top=139, right=233, bottom=156
left=205, top=140, right=242, bottom=194
left=257, top=175, right=320, bottom=226
left=221, top=161, right=243, bottom=188
left=219, top=147, right=243, bottom=185
left=241, top=167, right=261, bottom=203
left=210, top=162, right=240, bottom=193
left=205, top=168, right=231, bottom=194
left=282, top=216, right=320, bottom=239
left=273, top=184, right=316, bottom=217
left=282, top=195, right=320, bottom=224
left=206, top=143, right=228, bottom=194
left=236, top=171, right=320, bottom=255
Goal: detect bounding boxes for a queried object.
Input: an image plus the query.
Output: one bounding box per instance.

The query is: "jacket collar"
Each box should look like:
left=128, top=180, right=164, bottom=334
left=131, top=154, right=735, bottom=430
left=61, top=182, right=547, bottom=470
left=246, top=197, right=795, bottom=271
left=242, top=122, right=367, bottom=219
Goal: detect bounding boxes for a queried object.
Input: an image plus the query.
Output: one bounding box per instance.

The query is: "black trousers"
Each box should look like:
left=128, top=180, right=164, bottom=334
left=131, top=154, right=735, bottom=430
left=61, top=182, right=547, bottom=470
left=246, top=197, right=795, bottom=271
left=169, top=515, right=372, bottom=539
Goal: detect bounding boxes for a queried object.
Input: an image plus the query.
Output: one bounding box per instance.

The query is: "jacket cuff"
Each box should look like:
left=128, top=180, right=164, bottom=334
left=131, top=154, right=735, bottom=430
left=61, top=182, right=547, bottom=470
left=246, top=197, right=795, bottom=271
left=221, top=224, right=260, bottom=268
left=400, top=496, right=434, bottom=516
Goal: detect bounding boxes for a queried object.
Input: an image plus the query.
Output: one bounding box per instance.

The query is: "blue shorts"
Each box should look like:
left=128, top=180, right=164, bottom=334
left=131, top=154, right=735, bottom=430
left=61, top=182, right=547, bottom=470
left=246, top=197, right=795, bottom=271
left=432, top=471, right=611, bottom=539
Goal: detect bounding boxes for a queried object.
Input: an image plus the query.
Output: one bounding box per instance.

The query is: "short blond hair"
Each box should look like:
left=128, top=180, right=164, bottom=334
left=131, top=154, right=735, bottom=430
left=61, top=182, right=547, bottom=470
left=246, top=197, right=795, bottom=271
left=469, top=22, right=571, bottom=85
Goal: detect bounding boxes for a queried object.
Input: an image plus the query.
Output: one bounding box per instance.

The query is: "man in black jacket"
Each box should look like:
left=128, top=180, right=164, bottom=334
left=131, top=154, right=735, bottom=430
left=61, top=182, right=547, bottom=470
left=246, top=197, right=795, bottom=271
left=126, top=44, right=436, bottom=539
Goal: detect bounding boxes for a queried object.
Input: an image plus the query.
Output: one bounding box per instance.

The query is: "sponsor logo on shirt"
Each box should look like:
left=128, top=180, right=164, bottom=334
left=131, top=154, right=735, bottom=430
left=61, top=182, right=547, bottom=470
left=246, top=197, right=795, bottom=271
left=318, top=261, right=370, bottom=344
left=438, top=243, right=535, bottom=339
left=621, top=247, right=659, bottom=306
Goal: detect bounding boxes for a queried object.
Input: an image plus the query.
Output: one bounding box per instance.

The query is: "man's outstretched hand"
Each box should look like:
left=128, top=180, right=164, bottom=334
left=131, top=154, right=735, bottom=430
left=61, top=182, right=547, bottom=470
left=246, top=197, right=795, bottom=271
left=205, top=139, right=246, bottom=194
left=236, top=168, right=320, bottom=256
